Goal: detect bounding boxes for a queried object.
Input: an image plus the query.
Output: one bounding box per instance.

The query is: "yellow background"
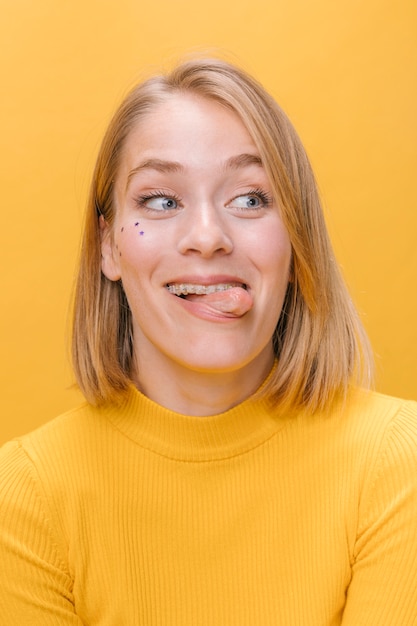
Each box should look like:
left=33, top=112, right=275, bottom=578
left=1, top=0, right=416, bottom=443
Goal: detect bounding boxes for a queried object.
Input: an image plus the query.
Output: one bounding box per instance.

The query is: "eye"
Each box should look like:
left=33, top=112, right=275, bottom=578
left=228, top=189, right=273, bottom=211
left=232, top=195, right=262, bottom=209
left=142, top=195, right=178, bottom=210
left=135, top=191, right=181, bottom=212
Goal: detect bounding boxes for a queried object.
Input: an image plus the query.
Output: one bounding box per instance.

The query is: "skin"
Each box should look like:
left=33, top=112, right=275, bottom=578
left=101, top=93, right=292, bottom=416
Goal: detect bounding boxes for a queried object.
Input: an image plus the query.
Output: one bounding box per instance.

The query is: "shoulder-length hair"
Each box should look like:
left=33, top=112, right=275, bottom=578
left=72, top=57, right=373, bottom=411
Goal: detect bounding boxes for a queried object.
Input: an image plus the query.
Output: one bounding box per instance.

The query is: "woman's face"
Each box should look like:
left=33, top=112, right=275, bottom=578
left=101, top=93, right=292, bottom=380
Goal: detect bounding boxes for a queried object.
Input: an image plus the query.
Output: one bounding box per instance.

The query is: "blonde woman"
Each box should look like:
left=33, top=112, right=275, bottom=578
left=1, top=58, right=416, bottom=625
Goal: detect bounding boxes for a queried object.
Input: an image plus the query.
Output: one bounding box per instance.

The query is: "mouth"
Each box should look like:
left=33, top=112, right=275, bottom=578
left=165, top=282, right=248, bottom=299
left=165, top=281, right=253, bottom=318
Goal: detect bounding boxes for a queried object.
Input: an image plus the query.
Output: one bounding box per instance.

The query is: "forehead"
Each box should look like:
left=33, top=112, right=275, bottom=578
left=121, top=93, right=258, bottom=163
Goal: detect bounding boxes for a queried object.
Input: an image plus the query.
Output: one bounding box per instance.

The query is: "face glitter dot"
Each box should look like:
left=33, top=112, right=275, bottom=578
left=135, top=222, right=139, bottom=226
left=139, top=231, right=144, bottom=236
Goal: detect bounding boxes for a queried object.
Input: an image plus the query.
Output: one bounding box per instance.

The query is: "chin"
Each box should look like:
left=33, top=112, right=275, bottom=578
left=172, top=345, right=271, bottom=376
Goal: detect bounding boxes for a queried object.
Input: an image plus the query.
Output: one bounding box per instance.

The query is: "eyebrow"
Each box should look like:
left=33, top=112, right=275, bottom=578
left=126, top=159, right=183, bottom=188
left=126, top=153, right=263, bottom=189
left=224, top=153, right=263, bottom=170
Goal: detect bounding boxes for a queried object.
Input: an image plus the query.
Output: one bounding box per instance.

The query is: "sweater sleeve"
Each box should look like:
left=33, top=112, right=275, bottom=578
left=0, top=440, right=84, bottom=625
left=342, top=401, right=417, bottom=625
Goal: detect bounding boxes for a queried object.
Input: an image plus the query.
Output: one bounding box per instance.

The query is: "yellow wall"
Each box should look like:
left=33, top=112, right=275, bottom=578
left=1, top=0, right=416, bottom=443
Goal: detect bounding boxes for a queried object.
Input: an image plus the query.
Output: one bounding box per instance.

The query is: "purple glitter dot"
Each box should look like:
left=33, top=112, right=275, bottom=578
left=139, top=231, right=144, bottom=236
left=135, top=222, right=139, bottom=226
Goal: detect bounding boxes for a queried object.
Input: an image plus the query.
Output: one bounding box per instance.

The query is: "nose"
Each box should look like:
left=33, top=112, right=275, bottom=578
left=177, top=203, right=233, bottom=257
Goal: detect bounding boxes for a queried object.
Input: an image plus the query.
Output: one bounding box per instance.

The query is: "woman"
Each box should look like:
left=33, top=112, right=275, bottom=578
left=1, top=58, right=416, bottom=624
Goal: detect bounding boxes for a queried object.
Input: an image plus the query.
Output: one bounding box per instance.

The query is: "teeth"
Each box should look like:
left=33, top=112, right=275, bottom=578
left=166, top=282, right=244, bottom=296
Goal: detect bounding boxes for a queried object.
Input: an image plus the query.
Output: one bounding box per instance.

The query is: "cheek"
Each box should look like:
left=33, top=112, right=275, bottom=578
left=251, top=222, right=292, bottom=277
left=114, top=221, right=149, bottom=261
left=113, top=221, right=169, bottom=299
left=275, top=236, right=292, bottom=279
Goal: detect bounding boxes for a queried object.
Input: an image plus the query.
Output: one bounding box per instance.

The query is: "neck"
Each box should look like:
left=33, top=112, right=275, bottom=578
left=133, top=351, right=275, bottom=417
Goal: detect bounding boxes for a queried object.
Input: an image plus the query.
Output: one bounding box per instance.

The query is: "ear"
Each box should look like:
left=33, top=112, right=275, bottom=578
left=99, top=215, right=122, bottom=281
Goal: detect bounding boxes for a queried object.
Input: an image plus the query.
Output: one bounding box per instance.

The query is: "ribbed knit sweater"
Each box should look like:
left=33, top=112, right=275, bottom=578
left=1, top=387, right=417, bottom=625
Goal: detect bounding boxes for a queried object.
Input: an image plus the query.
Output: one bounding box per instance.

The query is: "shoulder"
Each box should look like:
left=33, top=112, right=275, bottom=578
left=340, top=388, right=417, bottom=448
left=0, top=401, right=115, bottom=496
left=318, top=387, right=417, bottom=442
left=0, top=401, right=123, bottom=550
left=343, top=387, right=417, bottom=418
left=295, top=388, right=417, bottom=450
left=337, top=389, right=417, bottom=503
left=2, top=400, right=111, bottom=453
left=294, top=389, right=417, bottom=490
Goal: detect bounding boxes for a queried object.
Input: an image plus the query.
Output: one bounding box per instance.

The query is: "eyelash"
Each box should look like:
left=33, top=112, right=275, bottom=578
left=134, top=190, right=182, bottom=211
left=231, top=188, right=273, bottom=209
left=133, top=187, right=273, bottom=212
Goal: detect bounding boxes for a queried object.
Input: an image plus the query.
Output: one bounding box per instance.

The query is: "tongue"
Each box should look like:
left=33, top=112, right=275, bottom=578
left=185, top=286, right=253, bottom=317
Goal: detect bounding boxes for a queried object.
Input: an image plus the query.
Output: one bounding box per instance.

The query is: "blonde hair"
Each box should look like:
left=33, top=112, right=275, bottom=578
left=72, top=57, right=373, bottom=411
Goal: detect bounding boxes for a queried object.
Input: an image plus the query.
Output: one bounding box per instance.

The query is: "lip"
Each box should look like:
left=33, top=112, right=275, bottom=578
left=164, top=275, right=253, bottom=322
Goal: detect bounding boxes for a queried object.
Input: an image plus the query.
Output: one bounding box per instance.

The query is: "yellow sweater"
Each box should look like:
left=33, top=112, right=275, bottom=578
left=1, top=387, right=417, bottom=625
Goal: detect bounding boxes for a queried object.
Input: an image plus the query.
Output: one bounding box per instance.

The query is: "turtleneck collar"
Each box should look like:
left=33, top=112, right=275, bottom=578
left=102, top=370, right=287, bottom=462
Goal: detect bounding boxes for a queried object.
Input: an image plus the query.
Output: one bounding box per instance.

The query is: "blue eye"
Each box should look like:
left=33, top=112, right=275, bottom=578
left=229, top=190, right=272, bottom=210
left=135, top=193, right=180, bottom=211
left=144, top=196, right=178, bottom=210
left=233, top=195, right=262, bottom=208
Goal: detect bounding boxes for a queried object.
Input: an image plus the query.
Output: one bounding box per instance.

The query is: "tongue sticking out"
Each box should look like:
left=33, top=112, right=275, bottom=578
left=185, top=286, right=253, bottom=317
